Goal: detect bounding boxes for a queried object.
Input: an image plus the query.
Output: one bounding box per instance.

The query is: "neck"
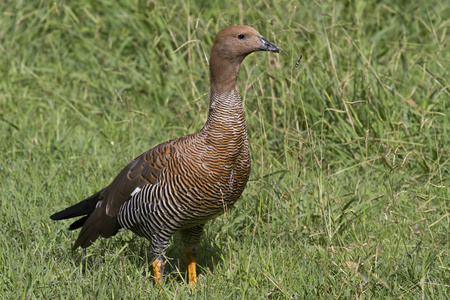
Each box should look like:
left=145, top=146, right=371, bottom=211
left=203, top=86, right=246, bottom=133
left=209, top=48, right=244, bottom=94
left=202, top=52, right=247, bottom=141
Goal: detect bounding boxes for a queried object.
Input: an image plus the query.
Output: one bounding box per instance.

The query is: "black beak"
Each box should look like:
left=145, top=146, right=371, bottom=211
left=258, top=37, right=279, bottom=53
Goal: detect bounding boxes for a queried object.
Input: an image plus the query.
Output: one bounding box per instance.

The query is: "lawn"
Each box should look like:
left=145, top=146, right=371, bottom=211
left=0, top=0, right=448, bottom=298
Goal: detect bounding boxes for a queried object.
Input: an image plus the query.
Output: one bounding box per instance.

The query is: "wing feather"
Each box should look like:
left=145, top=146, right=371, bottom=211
left=73, top=142, right=172, bottom=249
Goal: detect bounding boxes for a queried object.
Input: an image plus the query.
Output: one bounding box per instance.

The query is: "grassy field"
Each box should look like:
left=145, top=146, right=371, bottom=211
left=1, top=0, right=448, bottom=298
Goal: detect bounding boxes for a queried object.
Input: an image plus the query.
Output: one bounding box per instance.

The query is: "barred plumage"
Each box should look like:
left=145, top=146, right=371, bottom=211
left=50, top=25, right=279, bottom=286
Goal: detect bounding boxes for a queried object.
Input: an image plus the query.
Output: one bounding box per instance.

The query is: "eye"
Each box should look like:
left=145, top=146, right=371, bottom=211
left=237, top=33, right=246, bottom=40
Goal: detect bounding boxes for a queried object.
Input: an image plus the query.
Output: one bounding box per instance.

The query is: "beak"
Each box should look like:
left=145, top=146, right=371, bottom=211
left=258, top=37, right=279, bottom=53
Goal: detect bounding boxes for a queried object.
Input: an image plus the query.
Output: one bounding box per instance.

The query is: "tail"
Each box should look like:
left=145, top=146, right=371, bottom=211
left=50, top=189, right=104, bottom=230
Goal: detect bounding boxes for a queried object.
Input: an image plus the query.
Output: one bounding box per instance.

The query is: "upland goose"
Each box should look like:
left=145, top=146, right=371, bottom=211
left=51, top=25, right=279, bottom=286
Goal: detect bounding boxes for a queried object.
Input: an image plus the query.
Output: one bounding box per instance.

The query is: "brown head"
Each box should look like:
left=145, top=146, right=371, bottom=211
left=209, top=25, right=279, bottom=94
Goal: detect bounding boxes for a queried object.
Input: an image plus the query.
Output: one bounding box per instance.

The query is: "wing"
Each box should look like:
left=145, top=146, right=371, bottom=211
left=72, top=141, right=174, bottom=249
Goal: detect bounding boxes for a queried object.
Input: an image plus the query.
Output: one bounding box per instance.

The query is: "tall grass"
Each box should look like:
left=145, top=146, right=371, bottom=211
left=0, top=0, right=448, bottom=298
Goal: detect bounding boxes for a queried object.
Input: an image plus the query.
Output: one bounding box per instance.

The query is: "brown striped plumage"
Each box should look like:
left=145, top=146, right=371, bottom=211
left=50, top=25, right=279, bottom=285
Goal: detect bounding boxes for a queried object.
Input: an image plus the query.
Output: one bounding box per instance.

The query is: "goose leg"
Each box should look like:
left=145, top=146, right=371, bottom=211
left=152, top=258, right=164, bottom=286
left=186, top=249, right=197, bottom=286
left=181, top=224, right=205, bottom=286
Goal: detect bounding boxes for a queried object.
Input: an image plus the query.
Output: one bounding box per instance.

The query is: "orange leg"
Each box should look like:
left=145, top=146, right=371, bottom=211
left=186, top=250, right=198, bottom=286
left=152, top=260, right=164, bottom=286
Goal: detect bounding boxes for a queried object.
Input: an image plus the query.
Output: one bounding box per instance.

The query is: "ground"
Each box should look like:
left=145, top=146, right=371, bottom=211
left=0, top=0, right=448, bottom=298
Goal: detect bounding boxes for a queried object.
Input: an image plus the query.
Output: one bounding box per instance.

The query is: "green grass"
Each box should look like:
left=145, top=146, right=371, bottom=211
left=1, top=0, right=448, bottom=298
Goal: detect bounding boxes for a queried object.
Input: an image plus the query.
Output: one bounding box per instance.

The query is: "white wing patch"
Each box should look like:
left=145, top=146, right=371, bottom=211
left=96, top=200, right=102, bottom=208
left=130, top=187, right=142, bottom=197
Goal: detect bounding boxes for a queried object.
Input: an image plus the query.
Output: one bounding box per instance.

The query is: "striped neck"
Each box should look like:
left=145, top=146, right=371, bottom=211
left=203, top=42, right=248, bottom=146
left=201, top=88, right=248, bottom=149
left=204, top=88, right=245, bottom=130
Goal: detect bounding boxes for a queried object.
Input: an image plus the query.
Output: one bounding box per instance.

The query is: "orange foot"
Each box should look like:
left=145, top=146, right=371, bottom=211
left=153, top=260, right=164, bottom=287
left=186, top=250, right=198, bottom=286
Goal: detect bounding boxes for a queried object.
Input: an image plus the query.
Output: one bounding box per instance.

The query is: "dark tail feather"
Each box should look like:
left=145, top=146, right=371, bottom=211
left=68, top=215, right=89, bottom=230
left=50, top=190, right=104, bottom=230
left=72, top=209, right=102, bottom=250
